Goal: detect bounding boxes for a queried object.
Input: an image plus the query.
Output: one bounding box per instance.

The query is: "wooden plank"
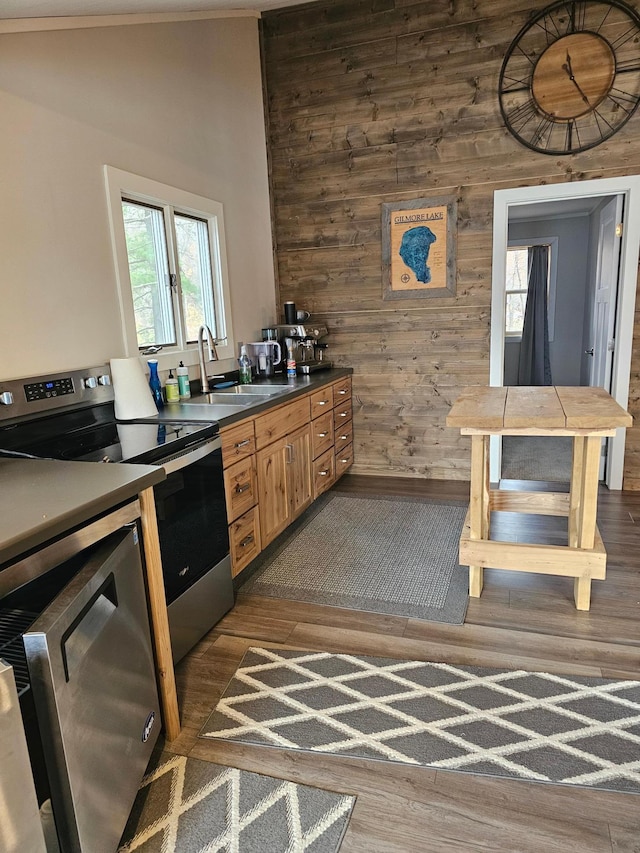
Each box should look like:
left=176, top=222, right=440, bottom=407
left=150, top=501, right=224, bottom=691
left=503, top=387, right=565, bottom=430
left=138, top=486, right=181, bottom=741
left=577, top=435, right=602, bottom=551
left=446, top=386, right=506, bottom=430
left=489, top=489, right=570, bottom=516
left=555, top=385, right=633, bottom=430
left=459, top=524, right=607, bottom=580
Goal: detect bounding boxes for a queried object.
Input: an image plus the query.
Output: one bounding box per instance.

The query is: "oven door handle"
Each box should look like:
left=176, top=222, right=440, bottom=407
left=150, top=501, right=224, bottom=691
left=161, top=436, right=222, bottom=475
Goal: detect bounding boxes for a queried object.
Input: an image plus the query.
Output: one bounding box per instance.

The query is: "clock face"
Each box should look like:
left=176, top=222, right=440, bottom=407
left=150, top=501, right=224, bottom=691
left=499, top=0, right=640, bottom=154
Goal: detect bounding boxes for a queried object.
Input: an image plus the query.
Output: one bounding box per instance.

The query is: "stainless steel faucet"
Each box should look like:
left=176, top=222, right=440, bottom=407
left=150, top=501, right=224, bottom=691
left=197, top=324, right=219, bottom=393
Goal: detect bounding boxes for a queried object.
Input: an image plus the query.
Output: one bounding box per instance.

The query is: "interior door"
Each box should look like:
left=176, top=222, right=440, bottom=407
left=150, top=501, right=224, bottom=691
left=590, top=195, right=623, bottom=391
left=589, top=195, right=623, bottom=479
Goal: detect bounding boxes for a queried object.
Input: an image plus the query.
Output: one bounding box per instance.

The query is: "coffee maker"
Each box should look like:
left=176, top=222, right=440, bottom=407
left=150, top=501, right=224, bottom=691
left=261, top=323, right=332, bottom=374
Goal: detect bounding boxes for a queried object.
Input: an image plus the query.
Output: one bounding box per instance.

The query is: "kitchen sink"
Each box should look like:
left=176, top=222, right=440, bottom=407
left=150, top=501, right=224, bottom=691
left=180, top=393, right=258, bottom=406
left=212, top=384, right=291, bottom=396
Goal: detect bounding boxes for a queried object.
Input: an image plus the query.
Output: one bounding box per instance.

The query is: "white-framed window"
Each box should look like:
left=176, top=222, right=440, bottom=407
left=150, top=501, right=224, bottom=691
left=104, top=167, right=234, bottom=367
left=505, top=236, right=558, bottom=341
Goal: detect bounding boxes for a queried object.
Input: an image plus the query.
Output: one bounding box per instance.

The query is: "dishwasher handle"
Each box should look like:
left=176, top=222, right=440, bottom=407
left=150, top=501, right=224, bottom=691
left=60, top=573, right=118, bottom=682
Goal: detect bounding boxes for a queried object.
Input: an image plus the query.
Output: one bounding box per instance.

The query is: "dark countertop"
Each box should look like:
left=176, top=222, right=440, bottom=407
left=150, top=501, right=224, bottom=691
left=0, top=458, right=164, bottom=566
left=145, top=367, right=353, bottom=427
left=0, top=368, right=351, bottom=567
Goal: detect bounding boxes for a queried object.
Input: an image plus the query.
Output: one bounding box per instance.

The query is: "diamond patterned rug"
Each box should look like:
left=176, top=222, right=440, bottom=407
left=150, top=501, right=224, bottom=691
left=118, top=751, right=355, bottom=852
left=240, top=494, right=468, bottom=624
left=200, top=648, right=640, bottom=794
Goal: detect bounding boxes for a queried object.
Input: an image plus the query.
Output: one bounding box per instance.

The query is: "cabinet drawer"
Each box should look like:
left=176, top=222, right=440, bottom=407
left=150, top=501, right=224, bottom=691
left=255, top=396, right=310, bottom=450
left=332, top=376, right=352, bottom=402
left=313, top=447, right=335, bottom=498
left=334, top=420, right=353, bottom=454
left=221, top=419, right=256, bottom=466
left=310, top=385, right=333, bottom=419
left=224, top=455, right=257, bottom=523
left=333, top=402, right=352, bottom=430
left=229, top=507, right=261, bottom=577
left=311, top=410, right=334, bottom=460
left=335, top=442, right=354, bottom=478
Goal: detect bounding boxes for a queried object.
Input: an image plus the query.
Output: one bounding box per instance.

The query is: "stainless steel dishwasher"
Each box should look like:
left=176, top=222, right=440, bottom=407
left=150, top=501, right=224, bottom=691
left=0, top=524, right=160, bottom=853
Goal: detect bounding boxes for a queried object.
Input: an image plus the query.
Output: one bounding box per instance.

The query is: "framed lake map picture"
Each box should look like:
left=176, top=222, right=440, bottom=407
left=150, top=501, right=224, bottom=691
left=381, top=195, right=457, bottom=300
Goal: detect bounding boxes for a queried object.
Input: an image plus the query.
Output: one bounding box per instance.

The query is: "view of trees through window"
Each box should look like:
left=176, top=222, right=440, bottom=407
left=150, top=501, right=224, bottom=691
left=505, top=247, right=529, bottom=336
left=121, top=200, right=217, bottom=350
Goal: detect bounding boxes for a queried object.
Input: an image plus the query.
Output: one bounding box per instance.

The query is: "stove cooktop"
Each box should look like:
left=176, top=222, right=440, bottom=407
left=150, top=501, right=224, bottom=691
left=0, top=404, right=217, bottom=465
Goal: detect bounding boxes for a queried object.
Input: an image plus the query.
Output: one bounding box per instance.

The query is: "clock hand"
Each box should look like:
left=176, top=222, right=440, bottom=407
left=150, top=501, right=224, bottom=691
left=562, top=53, right=592, bottom=106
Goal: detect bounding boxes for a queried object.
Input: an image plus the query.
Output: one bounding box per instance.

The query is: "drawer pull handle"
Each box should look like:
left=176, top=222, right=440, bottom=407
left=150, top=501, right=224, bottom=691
left=240, top=535, right=254, bottom=548
left=318, top=432, right=328, bottom=438
left=319, top=470, right=329, bottom=476
left=339, top=389, right=347, bottom=394
left=339, top=412, right=348, bottom=417
left=235, top=439, right=251, bottom=448
left=340, top=458, right=349, bottom=463
left=235, top=483, right=250, bottom=494
left=286, top=443, right=294, bottom=464
left=317, top=400, right=327, bottom=406
left=340, top=434, right=348, bottom=440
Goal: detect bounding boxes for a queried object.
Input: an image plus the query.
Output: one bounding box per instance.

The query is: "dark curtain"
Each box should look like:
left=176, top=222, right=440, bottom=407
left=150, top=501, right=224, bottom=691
left=517, top=244, right=552, bottom=386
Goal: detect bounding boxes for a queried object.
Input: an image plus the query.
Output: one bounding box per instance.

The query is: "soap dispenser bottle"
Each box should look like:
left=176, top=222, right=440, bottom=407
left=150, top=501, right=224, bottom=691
left=177, top=361, right=191, bottom=399
left=165, top=368, right=180, bottom=403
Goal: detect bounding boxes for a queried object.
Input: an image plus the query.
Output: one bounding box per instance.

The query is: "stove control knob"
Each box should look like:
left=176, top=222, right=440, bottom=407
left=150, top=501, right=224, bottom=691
left=98, top=375, right=111, bottom=386
left=83, top=376, right=98, bottom=389
left=0, top=391, right=14, bottom=406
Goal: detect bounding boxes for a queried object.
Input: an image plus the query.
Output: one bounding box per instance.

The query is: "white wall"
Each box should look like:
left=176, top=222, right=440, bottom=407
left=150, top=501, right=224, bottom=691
left=0, top=17, right=276, bottom=379
left=505, top=216, right=590, bottom=386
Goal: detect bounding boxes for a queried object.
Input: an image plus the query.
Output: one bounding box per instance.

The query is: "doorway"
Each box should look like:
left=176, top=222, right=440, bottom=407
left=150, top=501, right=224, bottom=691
left=490, top=176, right=640, bottom=489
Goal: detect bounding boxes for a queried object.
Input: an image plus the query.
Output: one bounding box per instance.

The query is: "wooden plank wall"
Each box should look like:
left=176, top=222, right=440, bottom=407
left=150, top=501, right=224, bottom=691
left=261, top=0, right=640, bottom=484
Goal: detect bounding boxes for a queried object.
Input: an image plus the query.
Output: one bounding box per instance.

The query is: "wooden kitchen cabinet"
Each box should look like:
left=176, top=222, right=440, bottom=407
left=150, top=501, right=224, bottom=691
left=332, top=376, right=353, bottom=481
left=221, top=374, right=352, bottom=577
left=229, top=506, right=261, bottom=576
left=223, top=454, right=257, bottom=523
left=257, top=423, right=312, bottom=547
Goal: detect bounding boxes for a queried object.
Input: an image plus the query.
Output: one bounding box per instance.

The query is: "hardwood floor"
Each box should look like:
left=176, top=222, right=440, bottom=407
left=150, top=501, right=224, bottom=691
left=168, top=474, right=640, bottom=852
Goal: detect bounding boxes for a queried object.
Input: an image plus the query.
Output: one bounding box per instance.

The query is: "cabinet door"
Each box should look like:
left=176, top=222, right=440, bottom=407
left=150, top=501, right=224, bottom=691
left=256, top=437, right=290, bottom=547
left=224, top=455, right=257, bottom=523
left=289, top=424, right=313, bottom=520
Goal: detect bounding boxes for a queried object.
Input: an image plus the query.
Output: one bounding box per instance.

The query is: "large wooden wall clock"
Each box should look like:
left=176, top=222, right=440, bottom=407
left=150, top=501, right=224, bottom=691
left=499, top=0, right=640, bottom=154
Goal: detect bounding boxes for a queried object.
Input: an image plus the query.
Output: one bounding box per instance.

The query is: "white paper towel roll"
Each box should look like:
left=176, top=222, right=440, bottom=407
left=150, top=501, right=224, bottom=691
left=110, top=357, right=158, bottom=420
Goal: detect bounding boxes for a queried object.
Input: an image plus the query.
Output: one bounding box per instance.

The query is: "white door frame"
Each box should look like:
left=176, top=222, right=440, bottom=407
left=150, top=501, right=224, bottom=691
left=490, top=176, right=640, bottom=490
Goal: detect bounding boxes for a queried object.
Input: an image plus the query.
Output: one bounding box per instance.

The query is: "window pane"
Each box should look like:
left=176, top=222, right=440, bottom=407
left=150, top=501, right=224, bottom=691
left=122, top=201, right=176, bottom=348
left=506, top=292, right=527, bottom=335
left=175, top=214, right=217, bottom=343
left=506, top=247, right=529, bottom=292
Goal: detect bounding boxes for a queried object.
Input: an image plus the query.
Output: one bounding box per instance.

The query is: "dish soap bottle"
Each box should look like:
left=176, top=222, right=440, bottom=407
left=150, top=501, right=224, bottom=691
left=238, top=344, right=252, bottom=384
left=177, top=361, right=191, bottom=399
left=165, top=368, right=180, bottom=403
left=147, top=359, right=164, bottom=409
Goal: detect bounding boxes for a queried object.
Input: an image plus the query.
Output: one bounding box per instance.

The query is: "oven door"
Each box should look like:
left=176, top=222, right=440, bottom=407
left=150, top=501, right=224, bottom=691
left=155, top=437, right=230, bottom=604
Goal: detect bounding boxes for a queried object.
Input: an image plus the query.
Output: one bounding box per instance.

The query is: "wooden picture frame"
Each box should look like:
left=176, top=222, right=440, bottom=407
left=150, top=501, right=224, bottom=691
left=381, top=195, right=457, bottom=300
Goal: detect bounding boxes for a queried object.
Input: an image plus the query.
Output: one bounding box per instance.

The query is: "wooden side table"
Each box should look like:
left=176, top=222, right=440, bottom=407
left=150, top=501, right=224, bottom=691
left=446, top=386, right=632, bottom=610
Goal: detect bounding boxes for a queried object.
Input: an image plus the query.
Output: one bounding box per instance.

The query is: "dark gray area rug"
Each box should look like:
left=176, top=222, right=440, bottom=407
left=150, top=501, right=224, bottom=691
left=118, top=750, right=355, bottom=853
left=240, top=493, right=468, bottom=624
left=501, top=436, right=573, bottom=483
left=200, top=647, right=640, bottom=795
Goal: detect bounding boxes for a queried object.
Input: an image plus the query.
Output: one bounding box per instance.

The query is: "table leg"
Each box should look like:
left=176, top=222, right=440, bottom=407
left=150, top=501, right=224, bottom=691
left=577, top=436, right=601, bottom=550
left=468, top=434, right=489, bottom=597
left=568, top=436, right=584, bottom=548
left=574, top=576, right=592, bottom=611
left=569, top=435, right=601, bottom=611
